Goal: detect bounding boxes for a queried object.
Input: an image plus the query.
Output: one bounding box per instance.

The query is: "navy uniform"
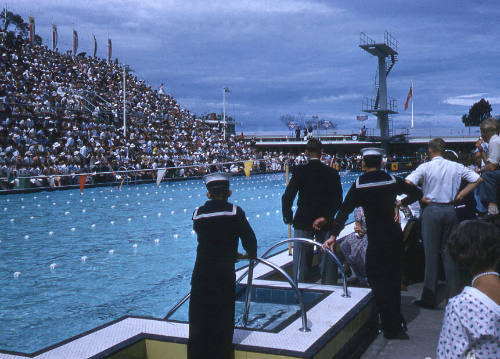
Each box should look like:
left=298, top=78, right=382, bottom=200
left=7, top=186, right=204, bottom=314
left=282, top=139, right=343, bottom=284
left=328, top=148, right=422, bottom=338
left=188, top=173, right=257, bottom=359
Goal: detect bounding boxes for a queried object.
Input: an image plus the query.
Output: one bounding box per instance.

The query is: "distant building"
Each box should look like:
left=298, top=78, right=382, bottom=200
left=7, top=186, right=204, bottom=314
left=197, top=112, right=235, bottom=135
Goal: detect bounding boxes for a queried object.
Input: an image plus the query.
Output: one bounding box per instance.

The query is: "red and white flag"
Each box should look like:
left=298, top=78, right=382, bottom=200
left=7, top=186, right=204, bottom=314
left=156, top=169, right=166, bottom=186
left=52, top=24, right=58, bottom=51
left=29, top=17, right=35, bottom=43
left=73, top=29, right=78, bottom=55
left=92, top=33, right=97, bottom=57
left=108, top=38, right=112, bottom=62
left=404, top=84, right=413, bottom=111
left=79, top=175, right=87, bottom=194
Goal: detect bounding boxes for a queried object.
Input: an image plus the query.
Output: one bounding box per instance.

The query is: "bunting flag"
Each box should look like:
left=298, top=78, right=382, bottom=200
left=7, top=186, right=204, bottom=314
left=404, top=84, right=413, bottom=111
left=107, top=38, right=112, bottom=62
left=244, top=160, right=254, bottom=179
left=79, top=175, right=87, bottom=194
left=92, top=33, right=97, bottom=57
left=156, top=169, right=166, bottom=186
left=29, top=17, right=35, bottom=43
left=73, top=29, right=78, bottom=54
left=52, top=24, right=58, bottom=51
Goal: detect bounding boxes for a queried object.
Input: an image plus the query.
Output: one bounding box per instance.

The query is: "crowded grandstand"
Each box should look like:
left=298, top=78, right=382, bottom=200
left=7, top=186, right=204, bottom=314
left=0, top=18, right=264, bottom=189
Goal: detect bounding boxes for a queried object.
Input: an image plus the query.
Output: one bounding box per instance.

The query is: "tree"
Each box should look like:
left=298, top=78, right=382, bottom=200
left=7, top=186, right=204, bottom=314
left=4, top=11, right=28, bottom=35
left=462, top=98, right=492, bottom=132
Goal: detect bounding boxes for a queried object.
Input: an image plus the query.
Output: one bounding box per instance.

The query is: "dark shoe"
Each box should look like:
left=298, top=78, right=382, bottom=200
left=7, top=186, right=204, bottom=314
left=400, top=318, right=408, bottom=332
left=413, top=299, right=436, bottom=310
left=384, top=330, right=409, bottom=340
left=477, top=213, right=494, bottom=221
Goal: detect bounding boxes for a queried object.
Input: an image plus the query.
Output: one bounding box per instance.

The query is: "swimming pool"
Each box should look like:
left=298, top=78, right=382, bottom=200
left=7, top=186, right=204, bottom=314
left=169, top=284, right=327, bottom=332
left=0, top=172, right=360, bottom=353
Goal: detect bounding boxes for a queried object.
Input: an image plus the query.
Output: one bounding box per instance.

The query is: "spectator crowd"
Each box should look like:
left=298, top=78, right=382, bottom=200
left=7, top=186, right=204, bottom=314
left=0, top=30, right=262, bottom=189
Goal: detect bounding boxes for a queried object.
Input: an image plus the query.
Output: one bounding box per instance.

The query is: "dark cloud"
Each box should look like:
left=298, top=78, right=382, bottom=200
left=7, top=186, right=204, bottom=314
left=7, top=0, right=500, bottom=133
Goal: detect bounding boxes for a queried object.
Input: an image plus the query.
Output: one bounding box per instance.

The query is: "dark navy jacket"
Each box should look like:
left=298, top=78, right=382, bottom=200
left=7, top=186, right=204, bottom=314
left=330, top=170, right=422, bottom=240
left=282, top=159, right=343, bottom=230
left=192, top=199, right=257, bottom=264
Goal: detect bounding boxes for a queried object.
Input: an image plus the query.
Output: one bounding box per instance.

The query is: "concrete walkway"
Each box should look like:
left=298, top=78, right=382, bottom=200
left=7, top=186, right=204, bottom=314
left=361, top=282, right=446, bottom=359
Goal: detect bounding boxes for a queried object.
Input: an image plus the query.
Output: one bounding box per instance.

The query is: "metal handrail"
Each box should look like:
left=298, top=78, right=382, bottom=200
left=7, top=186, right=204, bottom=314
left=236, top=238, right=349, bottom=298
left=242, top=259, right=255, bottom=326
left=164, top=237, right=350, bottom=321
left=243, top=257, right=310, bottom=332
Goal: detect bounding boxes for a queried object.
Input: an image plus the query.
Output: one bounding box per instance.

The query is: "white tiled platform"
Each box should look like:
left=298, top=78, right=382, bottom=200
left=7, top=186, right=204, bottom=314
left=0, top=285, right=371, bottom=359
left=0, top=222, right=370, bottom=359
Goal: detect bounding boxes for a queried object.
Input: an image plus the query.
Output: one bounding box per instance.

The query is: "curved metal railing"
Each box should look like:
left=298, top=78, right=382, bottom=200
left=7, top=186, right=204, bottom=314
left=236, top=238, right=349, bottom=298
left=243, top=257, right=310, bottom=332
left=164, top=238, right=349, bottom=321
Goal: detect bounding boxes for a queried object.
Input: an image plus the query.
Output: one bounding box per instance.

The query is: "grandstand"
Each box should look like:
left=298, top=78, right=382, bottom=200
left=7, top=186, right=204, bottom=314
left=0, top=13, right=257, bottom=190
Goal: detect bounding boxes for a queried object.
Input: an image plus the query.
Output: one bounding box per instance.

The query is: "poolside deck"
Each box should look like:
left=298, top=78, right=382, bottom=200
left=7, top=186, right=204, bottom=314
left=361, top=282, right=445, bottom=359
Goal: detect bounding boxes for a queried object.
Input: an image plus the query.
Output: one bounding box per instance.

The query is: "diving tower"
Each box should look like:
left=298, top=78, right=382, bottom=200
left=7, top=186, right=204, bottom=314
left=360, top=31, right=399, bottom=148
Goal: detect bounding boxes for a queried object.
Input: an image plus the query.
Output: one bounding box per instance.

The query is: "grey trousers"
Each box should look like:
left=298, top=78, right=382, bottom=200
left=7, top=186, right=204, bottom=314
left=420, top=204, right=461, bottom=305
left=293, top=228, right=338, bottom=285
left=479, top=170, right=500, bottom=205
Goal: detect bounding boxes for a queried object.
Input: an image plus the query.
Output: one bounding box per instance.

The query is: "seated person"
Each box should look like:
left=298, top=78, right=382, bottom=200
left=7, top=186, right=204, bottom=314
left=336, top=207, right=368, bottom=286
left=477, top=118, right=500, bottom=216
left=436, top=219, right=500, bottom=359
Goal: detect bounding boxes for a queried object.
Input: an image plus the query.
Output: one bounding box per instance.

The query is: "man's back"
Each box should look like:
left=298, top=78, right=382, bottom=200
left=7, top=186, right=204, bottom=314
left=407, top=156, right=478, bottom=203
left=282, top=159, right=342, bottom=230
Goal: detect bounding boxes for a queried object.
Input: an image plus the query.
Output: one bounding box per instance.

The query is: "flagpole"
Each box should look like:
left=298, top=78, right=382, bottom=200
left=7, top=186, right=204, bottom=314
left=411, top=81, right=414, bottom=129
left=4, top=5, right=7, bottom=32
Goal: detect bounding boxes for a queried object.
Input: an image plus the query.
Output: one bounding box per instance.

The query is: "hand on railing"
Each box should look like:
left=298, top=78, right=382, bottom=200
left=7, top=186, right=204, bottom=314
left=236, top=252, right=250, bottom=261
left=321, top=235, right=337, bottom=252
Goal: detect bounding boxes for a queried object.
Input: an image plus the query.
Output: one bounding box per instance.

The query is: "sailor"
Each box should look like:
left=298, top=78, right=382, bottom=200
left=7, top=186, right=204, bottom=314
left=320, top=147, right=423, bottom=339
left=282, top=138, right=343, bottom=284
left=188, top=173, right=257, bottom=359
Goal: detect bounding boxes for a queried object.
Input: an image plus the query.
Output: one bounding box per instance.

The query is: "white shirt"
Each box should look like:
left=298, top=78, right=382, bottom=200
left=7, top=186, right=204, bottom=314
left=437, top=286, right=500, bottom=359
left=406, top=156, right=480, bottom=203
left=487, top=134, right=500, bottom=166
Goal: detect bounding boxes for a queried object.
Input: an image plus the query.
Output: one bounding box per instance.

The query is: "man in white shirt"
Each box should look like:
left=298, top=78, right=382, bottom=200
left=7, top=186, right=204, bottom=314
left=406, top=138, right=482, bottom=309
left=477, top=118, right=500, bottom=216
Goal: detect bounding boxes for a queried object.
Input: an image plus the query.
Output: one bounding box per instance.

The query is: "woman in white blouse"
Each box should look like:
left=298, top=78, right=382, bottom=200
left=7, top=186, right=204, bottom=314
left=437, top=219, right=500, bottom=359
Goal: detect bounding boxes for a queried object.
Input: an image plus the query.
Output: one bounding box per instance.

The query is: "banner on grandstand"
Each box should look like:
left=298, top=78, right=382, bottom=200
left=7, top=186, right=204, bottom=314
left=52, top=24, right=58, bottom=51
left=79, top=175, right=87, bottom=194
left=156, top=169, right=166, bottom=186
left=92, top=33, right=97, bottom=57
left=244, top=160, right=254, bottom=179
left=73, top=29, right=78, bottom=54
left=29, top=17, right=35, bottom=43
left=108, top=37, right=112, bottom=62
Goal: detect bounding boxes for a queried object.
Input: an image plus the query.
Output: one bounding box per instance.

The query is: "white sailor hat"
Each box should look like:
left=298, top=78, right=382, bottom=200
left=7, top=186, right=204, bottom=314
left=203, top=172, right=230, bottom=190
left=361, top=147, right=384, bottom=158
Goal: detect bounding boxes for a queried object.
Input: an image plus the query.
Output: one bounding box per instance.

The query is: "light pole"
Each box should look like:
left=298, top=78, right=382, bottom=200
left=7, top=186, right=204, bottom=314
left=222, top=87, right=230, bottom=139
left=123, top=65, right=126, bottom=138
left=122, top=65, right=134, bottom=139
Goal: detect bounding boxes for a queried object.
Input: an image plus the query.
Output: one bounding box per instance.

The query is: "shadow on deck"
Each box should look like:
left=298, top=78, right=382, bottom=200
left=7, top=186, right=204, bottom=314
left=361, top=282, right=446, bottom=359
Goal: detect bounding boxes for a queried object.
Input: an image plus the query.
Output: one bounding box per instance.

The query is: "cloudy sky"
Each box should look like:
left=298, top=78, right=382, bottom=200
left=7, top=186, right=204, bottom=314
left=7, top=0, right=500, bottom=134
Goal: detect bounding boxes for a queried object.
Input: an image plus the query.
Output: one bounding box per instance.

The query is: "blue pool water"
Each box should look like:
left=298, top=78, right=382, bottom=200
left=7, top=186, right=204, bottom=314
left=0, top=172, right=359, bottom=353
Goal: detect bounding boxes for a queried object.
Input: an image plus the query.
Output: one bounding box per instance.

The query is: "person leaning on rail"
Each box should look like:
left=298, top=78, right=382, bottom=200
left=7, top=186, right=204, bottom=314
left=406, top=138, right=482, bottom=310
left=188, top=173, right=257, bottom=359
left=319, top=147, right=423, bottom=340
left=281, top=138, right=343, bottom=285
